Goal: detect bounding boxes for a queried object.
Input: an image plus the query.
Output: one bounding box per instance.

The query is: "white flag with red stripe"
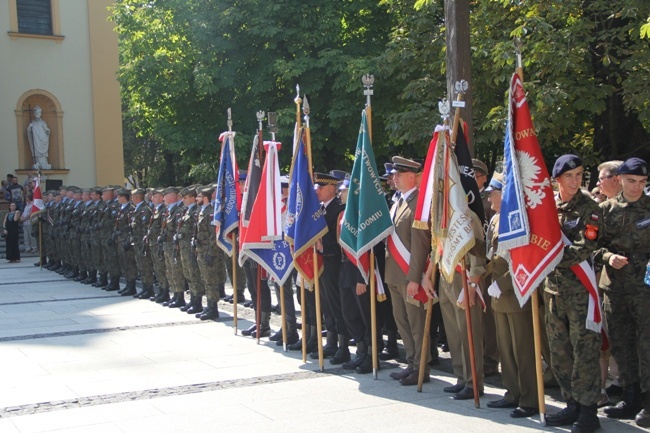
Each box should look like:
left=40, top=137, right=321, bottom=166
left=31, top=176, right=44, bottom=214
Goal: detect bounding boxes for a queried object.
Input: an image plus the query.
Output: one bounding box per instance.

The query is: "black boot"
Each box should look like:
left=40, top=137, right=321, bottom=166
left=66, top=267, right=79, bottom=279
left=121, top=280, right=137, bottom=296
left=635, top=399, right=650, bottom=428
left=275, top=323, right=300, bottom=346
left=168, top=293, right=186, bottom=308
left=155, top=288, right=171, bottom=304
left=343, top=341, right=368, bottom=370
left=252, top=312, right=272, bottom=338
left=218, top=284, right=226, bottom=299
left=136, top=286, right=154, bottom=299
left=163, top=292, right=178, bottom=307
left=242, top=323, right=257, bottom=336
left=105, top=277, right=120, bottom=292
left=288, top=324, right=316, bottom=351
left=94, top=273, right=108, bottom=288
left=355, top=345, right=376, bottom=374
left=180, top=294, right=194, bottom=312
left=546, top=399, right=580, bottom=426
left=199, top=300, right=220, bottom=320
left=330, top=335, right=351, bottom=365
left=83, top=271, right=97, bottom=285
left=311, top=331, right=338, bottom=359
left=571, top=404, right=600, bottom=433
left=74, top=270, right=87, bottom=282
left=379, top=330, right=399, bottom=360
left=604, top=382, right=642, bottom=419
left=186, top=295, right=204, bottom=314
left=269, top=329, right=283, bottom=342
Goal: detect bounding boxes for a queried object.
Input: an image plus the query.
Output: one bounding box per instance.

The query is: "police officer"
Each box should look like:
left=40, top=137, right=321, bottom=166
left=544, top=155, right=602, bottom=433
left=130, top=188, right=155, bottom=299
left=596, top=157, right=650, bottom=427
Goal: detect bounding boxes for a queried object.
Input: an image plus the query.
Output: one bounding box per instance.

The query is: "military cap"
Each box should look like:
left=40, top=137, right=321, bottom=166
left=314, top=172, right=339, bottom=186
left=116, top=188, right=131, bottom=197
left=552, top=154, right=582, bottom=178
left=180, top=186, right=197, bottom=197
left=391, top=156, right=422, bottom=173
left=198, top=186, right=215, bottom=196
left=472, top=159, right=488, bottom=176
left=384, top=163, right=394, bottom=176
left=485, top=171, right=505, bottom=192
left=162, top=187, right=179, bottom=196
left=102, top=186, right=116, bottom=192
left=132, top=188, right=146, bottom=196
left=617, top=157, right=648, bottom=176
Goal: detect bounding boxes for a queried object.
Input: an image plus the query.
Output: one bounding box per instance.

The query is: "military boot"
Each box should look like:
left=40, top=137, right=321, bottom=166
left=269, top=328, right=283, bottom=342
left=275, top=322, right=300, bottom=346
left=379, top=330, right=399, bottom=360
left=74, top=270, right=87, bottom=282
left=93, top=273, right=107, bottom=287
left=50, top=262, right=61, bottom=271
left=635, top=398, right=650, bottom=428
left=121, top=280, right=137, bottom=296
left=83, top=271, right=97, bottom=285
left=168, top=292, right=186, bottom=308
left=546, top=399, right=580, bottom=426
left=571, top=404, right=600, bottom=433
left=288, top=323, right=314, bottom=351
left=252, top=312, right=272, bottom=338
left=242, top=323, right=257, bottom=336
left=180, top=294, right=194, bottom=312
left=105, top=277, right=120, bottom=292
left=136, top=285, right=154, bottom=299
left=186, top=295, right=204, bottom=314
left=604, top=382, right=642, bottom=419
left=343, top=341, right=368, bottom=370
left=199, top=300, right=220, bottom=320
left=66, top=267, right=79, bottom=279
left=310, top=330, right=338, bottom=359
left=355, top=343, right=376, bottom=374
left=56, top=263, right=67, bottom=274
left=163, top=292, right=178, bottom=307
left=155, top=288, right=171, bottom=304
left=330, top=335, right=351, bottom=365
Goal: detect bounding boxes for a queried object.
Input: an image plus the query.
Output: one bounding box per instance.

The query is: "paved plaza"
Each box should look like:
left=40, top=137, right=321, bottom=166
left=0, top=258, right=642, bottom=432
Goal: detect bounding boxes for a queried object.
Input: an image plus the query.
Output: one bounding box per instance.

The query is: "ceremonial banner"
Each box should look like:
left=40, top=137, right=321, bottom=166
left=214, top=132, right=241, bottom=256
left=242, top=141, right=294, bottom=284
left=31, top=177, right=44, bottom=214
left=284, top=128, right=327, bottom=283
left=497, top=73, right=563, bottom=306
left=455, top=125, right=486, bottom=226
left=238, top=134, right=263, bottom=265
left=339, top=110, right=393, bottom=283
left=413, top=126, right=444, bottom=229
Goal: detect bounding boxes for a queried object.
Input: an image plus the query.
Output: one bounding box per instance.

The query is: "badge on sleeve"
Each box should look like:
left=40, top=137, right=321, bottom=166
left=585, top=224, right=598, bottom=240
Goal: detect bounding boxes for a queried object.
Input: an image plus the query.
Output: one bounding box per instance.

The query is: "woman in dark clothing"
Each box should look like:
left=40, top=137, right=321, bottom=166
left=3, top=202, right=21, bottom=263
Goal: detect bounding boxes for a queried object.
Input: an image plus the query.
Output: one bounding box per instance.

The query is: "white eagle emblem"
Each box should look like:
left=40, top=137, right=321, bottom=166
left=516, top=150, right=550, bottom=209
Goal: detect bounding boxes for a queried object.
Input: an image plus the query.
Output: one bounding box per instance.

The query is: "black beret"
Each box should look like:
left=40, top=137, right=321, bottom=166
left=552, top=154, right=582, bottom=178
left=617, top=157, right=648, bottom=176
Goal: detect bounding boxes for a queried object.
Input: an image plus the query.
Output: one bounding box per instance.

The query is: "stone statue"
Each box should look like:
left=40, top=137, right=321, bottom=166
left=27, top=105, right=52, bottom=170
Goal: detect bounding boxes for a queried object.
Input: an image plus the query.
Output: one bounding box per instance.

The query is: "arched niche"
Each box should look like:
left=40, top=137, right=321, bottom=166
left=15, top=89, right=65, bottom=170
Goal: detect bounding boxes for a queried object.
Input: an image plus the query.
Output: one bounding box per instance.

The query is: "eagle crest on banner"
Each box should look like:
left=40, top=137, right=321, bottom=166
left=517, top=150, right=550, bottom=209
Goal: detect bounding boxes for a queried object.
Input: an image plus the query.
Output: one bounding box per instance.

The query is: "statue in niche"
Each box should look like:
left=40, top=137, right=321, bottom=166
left=27, top=105, right=52, bottom=170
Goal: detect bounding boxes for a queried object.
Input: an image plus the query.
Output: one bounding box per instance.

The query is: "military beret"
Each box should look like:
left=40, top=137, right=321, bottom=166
left=145, top=188, right=153, bottom=194
left=391, top=156, right=421, bottom=173
left=81, top=188, right=92, bottom=194
left=162, top=187, right=179, bottom=196
left=314, top=172, right=339, bottom=186
left=198, top=186, right=215, bottom=197
left=485, top=171, right=505, bottom=192
left=54, top=191, right=61, bottom=196
left=472, top=159, right=488, bottom=176
left=102, top=186, right=116, bottom=192
left=552, top=154, right=582, bottom=178
left=152, top=188, right=165, bottom=196
left=132, top=188, right=146, bottom=195
left=617, top=157, right=648, bottom=176
left=67, top=185, right=79, bottom=191
left=116, top=188, right=131, bottom=197
left=384, top=163, right=394, bottom=176
left=180, top=187, right=197, bottom=197
left=59, top=185, right=68, bottom=190
left=91, top=187, right=103, bottom=195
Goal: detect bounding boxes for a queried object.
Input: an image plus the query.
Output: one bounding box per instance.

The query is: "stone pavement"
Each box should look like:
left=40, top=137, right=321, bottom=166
left=0, top=258, right=643, bottom=432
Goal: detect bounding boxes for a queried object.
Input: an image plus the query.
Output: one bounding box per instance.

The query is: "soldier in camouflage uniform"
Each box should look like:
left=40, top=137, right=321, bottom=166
left=46, top=191, right=63, bottom=270
left=544, top=155, right=602, bottom=433
left=83, top=188, right=102, bottom=285
left=176, top=187, right=203, bottom=315
left=149, top=189, right=170, bottom=303
left=100, top=187, right=121, bottom=291
left=62, top=187, right=81, bottom=279
left=57, top=187, right=75, bottom=276
left=130, top=188, right=155, bottom=299
left=114, top=189, right=137, bottom=296
left=162, top=187, right=186, bottom=308
left=40, top=191, right=55, bottom=268
left=595, top=158, right=650, bottom=427
left=73, top=189, right=92, bottom=282
left=90, top=188, right=108, bottom=288
left=194, top=186, right=223, bottom=320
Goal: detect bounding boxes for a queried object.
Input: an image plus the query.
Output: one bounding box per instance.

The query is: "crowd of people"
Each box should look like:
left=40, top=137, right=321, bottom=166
left=17, top=154, right=650, bottom=433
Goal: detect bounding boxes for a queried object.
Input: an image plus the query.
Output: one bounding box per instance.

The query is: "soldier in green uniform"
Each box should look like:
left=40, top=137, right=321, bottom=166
left=544, top=155, right=602, bottom=433
left=46, top=191, right=63, bottom=271
left=40, top=191, right=55, bottom=268
left=148, top=188, right=170, bottom=303
left=194, top=186, right=223, bottom=320
left=595, top=157, right=650, bottom=427
left=74, top=189, right=92, bottom=282
left=114, top=189, right=137, bottom=296
left=90, top=188, right=108, bottom=288
left=483, top=173, right=538, bottom=418
left=162, top=187, right=187, bottom=308
left=84, top=188, right=102, bottom=285
left=59, top=187, right=76, bottom=277
left=100, top=187, right=121, bottom=291
left=130, top=188, right=155, bottom=299
left=177, top=187, right=203, bottom=314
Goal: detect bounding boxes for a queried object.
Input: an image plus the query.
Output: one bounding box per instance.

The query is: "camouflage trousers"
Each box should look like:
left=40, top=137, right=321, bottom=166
left=164, top=244, right=185, bottom=294
left=603, top=290, right=650, bottom=392
left=134, top=243, right=155, bottom=289
left=223, top=251, right=246, bottom=293
left=92, top=239, right=105, bottom=273
left=179, top=243, right=203, bottom=297
left=150, top=243, right=168, bottom=290
left=544, top=290, right=601, bottom=406
left=102, top=237, right=121, bottom=278
left=117, top=238, right=137, bottom=282
left=197, top=247, right=225, bottom=301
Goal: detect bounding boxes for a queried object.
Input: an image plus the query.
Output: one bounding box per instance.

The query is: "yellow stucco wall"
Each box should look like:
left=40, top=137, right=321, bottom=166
left=0, top=0, right=123, bottom=187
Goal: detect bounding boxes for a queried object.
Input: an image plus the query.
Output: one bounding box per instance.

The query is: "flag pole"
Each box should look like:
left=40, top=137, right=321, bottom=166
left=417, top=263, right=438, bottom=392
left=450, top=81, right=480, bottom=408
left=38, top=174, right=43, bottom=269
left=362, top=74, right=379, bottom=379
left=255, top=110, right=265, bottom=345
left=227, top=108, right=239, bottom=335
left=514, top=37, right=546, bottom=426
left=303, top=96, right=325, bottom=372
left=294, top=86, right=308, bottom=362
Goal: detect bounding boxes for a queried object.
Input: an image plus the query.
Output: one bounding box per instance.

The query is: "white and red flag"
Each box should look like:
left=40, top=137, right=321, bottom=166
left=31, top=176, right=45, bottom=214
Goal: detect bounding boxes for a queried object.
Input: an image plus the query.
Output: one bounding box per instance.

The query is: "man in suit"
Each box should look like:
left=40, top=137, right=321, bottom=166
left=385, top=157, right=432, bottom=386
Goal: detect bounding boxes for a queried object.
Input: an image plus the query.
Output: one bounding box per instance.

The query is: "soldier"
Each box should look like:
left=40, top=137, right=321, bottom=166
left=130, top=188, right=155, bottom=299
left=87, top=188, right=105, bottom=286
left=193, top=186, right=223, bottom=320
left=75, top=189, right=94, bottom=283
left=148, top=188, right=170, bottom=303
left=162, top=187, right=186, bottom=308
left=596, top=157, right=650, bottom=428
left=59, top=187, right=77, bottom=277
left=46, top=191, right=63, bottom=271
left=483, top=173, right=538, bottom=417
left=544, top=155, right=602, bottom=433
left=175, top=187, right=203, bottom=314
left=385, top=157, right=432, bottom=386
left=99, top=187, right=121, bottom=291
left=114, top=189, right=138, bottom=296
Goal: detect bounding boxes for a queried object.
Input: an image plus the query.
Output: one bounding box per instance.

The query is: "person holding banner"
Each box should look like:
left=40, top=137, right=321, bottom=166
left=385, top=157, right=432, bottom=386
left=596, top=157, right=650, bottom=427
left=544, top=155, right=602, bottom=433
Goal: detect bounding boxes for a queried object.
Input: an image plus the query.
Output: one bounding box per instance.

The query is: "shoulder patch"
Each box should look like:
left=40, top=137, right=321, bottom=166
left=585, top=224, right=598, bottom=240
left=590, top=213, right=599, bottom=221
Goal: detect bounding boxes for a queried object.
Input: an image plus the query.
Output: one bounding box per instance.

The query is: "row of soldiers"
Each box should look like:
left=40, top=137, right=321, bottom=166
left=34, top=185, right=242, bottom=321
